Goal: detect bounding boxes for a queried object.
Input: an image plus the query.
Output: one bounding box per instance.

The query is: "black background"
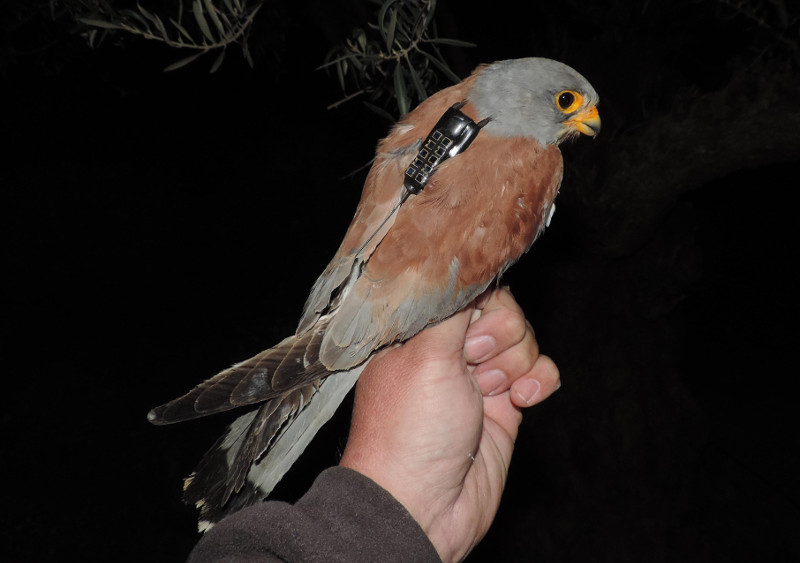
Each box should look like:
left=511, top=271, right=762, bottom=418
left=4, top=0, right=799, bottom=561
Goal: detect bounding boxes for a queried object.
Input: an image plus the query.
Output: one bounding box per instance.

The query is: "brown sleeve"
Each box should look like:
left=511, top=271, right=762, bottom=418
left=188, top=466, right=440, bottom=562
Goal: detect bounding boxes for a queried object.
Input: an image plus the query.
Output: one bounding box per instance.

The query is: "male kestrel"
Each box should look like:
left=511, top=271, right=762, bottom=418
left=149, top=57, right=600, bottom=530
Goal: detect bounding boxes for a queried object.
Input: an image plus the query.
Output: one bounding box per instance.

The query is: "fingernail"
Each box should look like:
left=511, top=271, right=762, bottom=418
left=515, top=379, right=541, bottom=405
left=464, top=335, right=495, bottom=362
left=476, top=369, right=507, bottom=395
left=469, top=307, right=482, bottom=323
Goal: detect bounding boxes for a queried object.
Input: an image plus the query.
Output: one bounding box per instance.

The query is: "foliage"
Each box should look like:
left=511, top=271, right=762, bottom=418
left=719, top=0, right=799, bottom=63
left=320, top=0, right=474, bottom=120
left=44, top=0, right=475, bottom=116
left=64, top=0, right=263, bottom=72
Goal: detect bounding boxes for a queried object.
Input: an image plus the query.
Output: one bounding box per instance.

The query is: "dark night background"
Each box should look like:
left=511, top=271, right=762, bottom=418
left=3, top=0, right=799, bottom=561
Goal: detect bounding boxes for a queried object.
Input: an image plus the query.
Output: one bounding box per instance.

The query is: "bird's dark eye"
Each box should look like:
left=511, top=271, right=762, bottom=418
left=555, top=90, right=583, bottom=113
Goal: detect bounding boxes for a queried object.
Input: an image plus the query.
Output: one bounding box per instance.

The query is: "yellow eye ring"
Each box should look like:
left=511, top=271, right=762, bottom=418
left=555, top=90, right=583, bottom=114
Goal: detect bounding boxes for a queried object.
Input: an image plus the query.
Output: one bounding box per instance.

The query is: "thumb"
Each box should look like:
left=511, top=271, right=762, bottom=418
left=405, top=305, right=476, bottom=359
left=358, top=304, right=478, bottom=396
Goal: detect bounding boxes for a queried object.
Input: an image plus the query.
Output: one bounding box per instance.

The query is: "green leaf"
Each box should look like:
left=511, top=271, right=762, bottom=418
left=137, top=3, right=158, bottom=25
left=152, top=14, right=169, bottom=40
left=243, top=41, right=254, bottom=68
left=336, top=59, right=346, bottom=90
left=204, top=0, right=227, bottom=38
left=318, top=52, right=359, bottom=70
left=164, top=51, right=205, bottom=71
left=79, top=18, right=124, bottom=30
left=420, top=50, right=461, bottom=83
left=122, top=9, right=152, bottom=32
left=377, top=0, right=394, bottom=28
left=349, top=54, right=364, bottom=72
left=425, top=37, right=476, bottom=48
left=246, top=2, right=262, bottom=20
left=423, top=0, right=437, bottom=28
left=193, top=0, right=215, bottom=42
left=209, top=49, right=225, bottom=73
left=136, top=3, right=170, bottom=41
left=406, top=59, right=427, bottom=101
left=385, top=8, right=397, bottom=51
left=394, top=2, right=416, bottom=28
left=169, top=17, right=194, bottom=42
left=393, top=63, right=409, bottom=115
left=216, top=10, right=233, bottom=31
left=356, top=28, right=367, bottom=52
left=377, top=0, right=397, bottom=49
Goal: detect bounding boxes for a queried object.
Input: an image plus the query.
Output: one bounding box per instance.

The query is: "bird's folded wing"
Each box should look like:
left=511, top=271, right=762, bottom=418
left=148, top=318, right=331, bottom=424
left=296, top=74, right=483, bottom=336
left=320, top=135, right=564, bottom=371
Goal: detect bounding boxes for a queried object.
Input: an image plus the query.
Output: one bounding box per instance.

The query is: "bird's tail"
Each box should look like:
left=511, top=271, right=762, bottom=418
left=147, top=317, right=364, bottom=529
left=183, top=366, right=363, bottom=530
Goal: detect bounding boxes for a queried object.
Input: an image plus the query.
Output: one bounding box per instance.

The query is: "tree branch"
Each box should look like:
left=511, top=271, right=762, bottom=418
left=571, top=61, right=800, bottom=256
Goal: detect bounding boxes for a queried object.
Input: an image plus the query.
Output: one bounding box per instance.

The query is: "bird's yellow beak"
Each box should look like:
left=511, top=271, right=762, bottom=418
left=565, top=105, right=601, bottom=137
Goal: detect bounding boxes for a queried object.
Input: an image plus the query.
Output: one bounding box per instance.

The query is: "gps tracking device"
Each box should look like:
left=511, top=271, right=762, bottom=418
left=403, top=101, right=490, bottom=194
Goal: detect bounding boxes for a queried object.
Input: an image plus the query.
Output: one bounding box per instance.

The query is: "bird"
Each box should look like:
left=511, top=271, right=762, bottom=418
left=148, top=57, right=600, bottom=531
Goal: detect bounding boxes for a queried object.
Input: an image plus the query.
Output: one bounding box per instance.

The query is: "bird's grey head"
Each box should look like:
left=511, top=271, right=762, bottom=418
left=469, top=57, right=601, bottom=146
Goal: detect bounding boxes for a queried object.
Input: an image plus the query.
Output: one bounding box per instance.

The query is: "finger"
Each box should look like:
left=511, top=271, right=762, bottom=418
left=471, top=287, right=495, bottom=314
left=482, top=393, right=524, bottom=446
left=412, top=305, right=475, bottom=358
left=509, top=354, right=560, bottom=407
left=472, top=321, right=539, bottom=395
left=463, top=287, right=528, bottom=364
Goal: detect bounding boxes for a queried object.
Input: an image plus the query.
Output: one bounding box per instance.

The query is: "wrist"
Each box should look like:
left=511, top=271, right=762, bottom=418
left=340, top=452, right=457, bottom=561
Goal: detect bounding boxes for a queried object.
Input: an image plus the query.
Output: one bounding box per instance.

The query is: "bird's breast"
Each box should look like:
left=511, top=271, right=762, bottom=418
left=365, top=135, right=563, bottom=287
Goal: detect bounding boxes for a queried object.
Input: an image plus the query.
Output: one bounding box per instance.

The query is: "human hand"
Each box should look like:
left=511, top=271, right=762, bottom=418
left=339, top=287, right=560, bottom=562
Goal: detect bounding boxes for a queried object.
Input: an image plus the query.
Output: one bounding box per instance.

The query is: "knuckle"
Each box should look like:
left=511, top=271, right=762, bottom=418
left=500, top=309, right=527, bottom=341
